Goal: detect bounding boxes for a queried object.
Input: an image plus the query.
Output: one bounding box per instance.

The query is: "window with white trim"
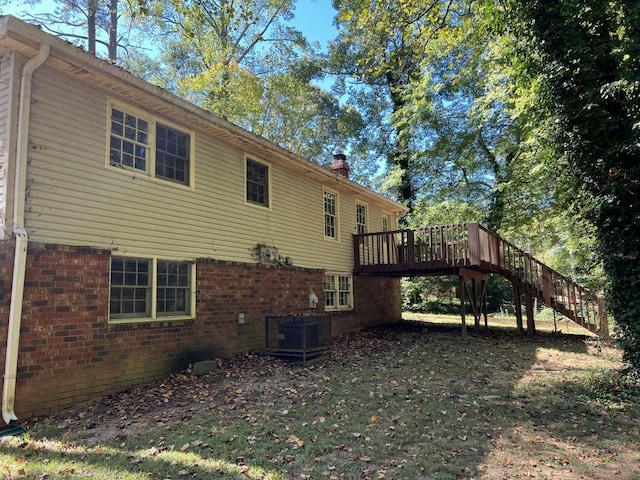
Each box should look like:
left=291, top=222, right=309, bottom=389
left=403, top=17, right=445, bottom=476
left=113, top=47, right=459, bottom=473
left=382, top=213, right=393, bottom=232
left=156, top=260, right=190, bottom=314
left=110, top=257, right=194, bottom=321
left=246, top=158, right=270, bottom=207
left=110, top=258, right=150, bottom=316
left=109, top=103, right=192, bottom=186
left=156, top=125, right=190, bottom=184
left=356, top=203, right=367, bottom=234
left=324, top=190, right=338, bottom=239
left=324, top=273, right=353, bottom=310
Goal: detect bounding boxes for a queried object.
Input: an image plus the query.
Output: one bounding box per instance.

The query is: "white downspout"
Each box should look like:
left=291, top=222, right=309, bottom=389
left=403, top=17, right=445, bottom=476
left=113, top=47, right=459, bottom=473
left=2, top=44, right=50, bottom=425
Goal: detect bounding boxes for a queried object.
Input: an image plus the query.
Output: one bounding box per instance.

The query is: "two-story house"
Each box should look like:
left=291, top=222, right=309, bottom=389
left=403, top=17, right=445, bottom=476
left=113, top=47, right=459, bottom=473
left=0, top=15, right=407, bottom=422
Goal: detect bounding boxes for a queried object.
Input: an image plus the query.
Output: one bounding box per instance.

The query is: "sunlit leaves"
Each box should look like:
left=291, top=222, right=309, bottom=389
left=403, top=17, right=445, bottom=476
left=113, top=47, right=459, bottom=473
left=501, top=0, right=640, bottom=372
left=330, top=0, right=472, bottom=205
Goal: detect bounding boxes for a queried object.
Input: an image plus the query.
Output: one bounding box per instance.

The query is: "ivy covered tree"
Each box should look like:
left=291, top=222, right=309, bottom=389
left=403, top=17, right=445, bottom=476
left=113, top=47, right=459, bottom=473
left=500, top=0, right=640, bottom=373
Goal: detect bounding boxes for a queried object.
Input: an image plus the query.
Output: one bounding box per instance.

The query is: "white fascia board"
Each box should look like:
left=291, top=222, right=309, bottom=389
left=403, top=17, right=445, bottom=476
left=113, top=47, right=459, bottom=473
left=0, top=15, right=408, bottom=216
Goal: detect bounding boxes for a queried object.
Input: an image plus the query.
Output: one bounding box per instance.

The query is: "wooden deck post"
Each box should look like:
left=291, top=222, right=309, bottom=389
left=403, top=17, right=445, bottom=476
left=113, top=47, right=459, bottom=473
left=525, top=292, right=536, bottom=336
left=459, top=268, right=488, bottom=333
left=481, top=279, right=489, bottom=329
left=472, top=278, right=480, bottom=331
left=459, top=275, right=467, bottom=337
left=513, top=284, right=523, bottom=333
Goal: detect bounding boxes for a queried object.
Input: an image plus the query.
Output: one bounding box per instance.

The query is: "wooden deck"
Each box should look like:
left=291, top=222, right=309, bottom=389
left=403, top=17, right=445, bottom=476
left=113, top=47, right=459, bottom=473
left=354, top=223, right=608, bottom=338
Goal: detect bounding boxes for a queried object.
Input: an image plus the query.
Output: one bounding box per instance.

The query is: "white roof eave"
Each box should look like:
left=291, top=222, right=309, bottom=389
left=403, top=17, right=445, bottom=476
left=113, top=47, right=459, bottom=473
left=0, top=15, right=408, bottom=216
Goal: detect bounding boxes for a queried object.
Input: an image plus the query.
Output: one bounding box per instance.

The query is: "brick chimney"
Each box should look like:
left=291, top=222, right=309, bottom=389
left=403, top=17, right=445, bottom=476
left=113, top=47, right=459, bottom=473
left=330, top=153, right=350, bottom=178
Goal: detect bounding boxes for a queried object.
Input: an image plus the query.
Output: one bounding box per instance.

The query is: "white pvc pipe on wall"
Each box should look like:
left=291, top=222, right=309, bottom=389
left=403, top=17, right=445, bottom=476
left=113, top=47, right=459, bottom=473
left=2, top=44, right=50, bottom=425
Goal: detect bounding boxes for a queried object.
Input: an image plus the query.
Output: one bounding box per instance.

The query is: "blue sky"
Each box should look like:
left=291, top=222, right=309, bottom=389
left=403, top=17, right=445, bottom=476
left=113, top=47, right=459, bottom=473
left=292, top=0, right=338, bottom=50
left=4, top=0, right=339, bottom=54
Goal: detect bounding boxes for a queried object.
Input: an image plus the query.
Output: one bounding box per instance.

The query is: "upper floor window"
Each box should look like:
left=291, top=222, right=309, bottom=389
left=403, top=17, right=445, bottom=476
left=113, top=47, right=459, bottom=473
left=382, top=213, right=395, bottom=232
left=108, top=102, right=193, bottom=187
left=110, top=109, right=149, bottom=172
left=156, top=125, right=190, bottom=184
left=324, top=190, right=338, bottom=239
left=356, top=203, right=367, bottom=234
left=246, top=158, right=270, bottom=207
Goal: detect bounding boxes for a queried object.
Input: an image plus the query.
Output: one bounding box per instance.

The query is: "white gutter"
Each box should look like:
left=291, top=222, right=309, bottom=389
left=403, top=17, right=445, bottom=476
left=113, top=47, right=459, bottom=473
left=2, top=44, right=50, bottom=425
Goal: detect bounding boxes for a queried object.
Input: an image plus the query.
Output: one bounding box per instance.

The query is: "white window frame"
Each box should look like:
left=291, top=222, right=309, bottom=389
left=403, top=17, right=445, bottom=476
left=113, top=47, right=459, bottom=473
left=382, top=213, right=394, bottom=232
left=356, top=202, right=368, bottom=234
left=324, top=272, right=353, bottom=311
left=323, top=189, right=339, bottom=240
left=109, top=253, right=196, bottom=324
left=106, top=99, right=196, bottom=191
left=244, top=156, right=271, bottom=209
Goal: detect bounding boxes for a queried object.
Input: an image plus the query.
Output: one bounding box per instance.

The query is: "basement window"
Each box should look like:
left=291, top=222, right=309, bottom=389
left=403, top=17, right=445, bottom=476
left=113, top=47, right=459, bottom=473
left=109, top=256, right=195, bottom=322
left=324, top=273, right=353, bottom=310
left=108, top=101, right=194, bottom=187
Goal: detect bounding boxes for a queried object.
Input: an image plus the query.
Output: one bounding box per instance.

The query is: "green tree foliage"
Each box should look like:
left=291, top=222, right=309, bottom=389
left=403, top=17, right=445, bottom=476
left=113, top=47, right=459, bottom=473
left=500, top=0, right=640, bottom=373
left=139, top=0, right=300, bottom=119
left=330, top=0, right=569, bottom=245
left=403, top=2, right=562, bottom=236
left=329, top=0, right=470, bottom=207
left=5, top=0, right=136, bottom=61
left=134, top=0, right=368, bottom=169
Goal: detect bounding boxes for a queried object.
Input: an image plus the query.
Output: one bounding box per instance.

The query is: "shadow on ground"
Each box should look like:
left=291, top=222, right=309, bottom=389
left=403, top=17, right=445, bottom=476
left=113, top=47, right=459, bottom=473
left=0, top=320, right=637, bottom=480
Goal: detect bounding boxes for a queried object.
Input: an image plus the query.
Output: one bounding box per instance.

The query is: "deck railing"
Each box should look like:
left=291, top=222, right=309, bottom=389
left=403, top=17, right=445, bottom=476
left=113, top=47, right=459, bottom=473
left=354, top=223, right=608, bottom=336
left=354, top=223, right=472, bottom=272
left=470, top=224, right=607, bottom=335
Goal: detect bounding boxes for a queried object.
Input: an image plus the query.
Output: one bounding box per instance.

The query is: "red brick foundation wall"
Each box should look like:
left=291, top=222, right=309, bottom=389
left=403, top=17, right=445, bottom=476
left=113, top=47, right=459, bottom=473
left=0, top=242, right=402, bottom=419
left=193, top=259, right=324, bottom=357
left=331, top=276, right=403, bottom=336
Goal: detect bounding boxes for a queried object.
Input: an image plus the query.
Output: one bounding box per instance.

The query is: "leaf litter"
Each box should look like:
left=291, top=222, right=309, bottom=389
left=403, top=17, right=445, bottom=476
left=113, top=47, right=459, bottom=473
left=9, top=320, right=640, bottom=479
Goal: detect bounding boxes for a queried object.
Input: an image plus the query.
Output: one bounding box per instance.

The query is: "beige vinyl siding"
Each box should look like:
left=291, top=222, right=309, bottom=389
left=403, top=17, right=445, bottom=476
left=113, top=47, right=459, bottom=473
left=0, top=50, right=17, bottom=238
left=25, top=66, right=387, bottom=271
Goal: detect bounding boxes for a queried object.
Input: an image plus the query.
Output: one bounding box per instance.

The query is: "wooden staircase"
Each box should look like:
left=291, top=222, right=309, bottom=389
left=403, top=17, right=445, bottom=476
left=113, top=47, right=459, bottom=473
left=353, top=223, right=609, bottom=338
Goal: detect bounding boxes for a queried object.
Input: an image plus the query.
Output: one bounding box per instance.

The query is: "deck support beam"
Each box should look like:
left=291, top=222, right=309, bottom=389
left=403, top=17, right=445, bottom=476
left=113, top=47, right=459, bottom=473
left=458, top=269, right=488, bottom=336
left=513, top=284, right=523, bottom=333
left=525, top=292, right=536, bottom=336
left=459, top=275, right=467, bottom=338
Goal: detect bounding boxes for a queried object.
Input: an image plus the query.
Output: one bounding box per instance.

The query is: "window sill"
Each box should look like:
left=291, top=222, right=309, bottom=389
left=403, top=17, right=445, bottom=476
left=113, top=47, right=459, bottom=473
left=324, top=308, right=354, bottom=314
left=108, top=315, right=196, bottom=327
left=244, top=200, right=272, bottom=211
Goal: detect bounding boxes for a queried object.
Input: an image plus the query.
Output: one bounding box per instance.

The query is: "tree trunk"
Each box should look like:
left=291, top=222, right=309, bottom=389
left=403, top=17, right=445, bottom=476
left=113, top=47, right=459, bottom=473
left=88, top=0, right=97, bottom=55
left=388, top=79, right=416, bottom=210
left=108, top=0, right=118, bottom=61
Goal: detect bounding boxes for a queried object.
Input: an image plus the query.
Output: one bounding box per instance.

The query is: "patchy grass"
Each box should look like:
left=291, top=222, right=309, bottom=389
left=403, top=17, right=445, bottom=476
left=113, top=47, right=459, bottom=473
left=1, top=319, right=639, bottom=479
left=404, top=311, right=602, bottom=336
